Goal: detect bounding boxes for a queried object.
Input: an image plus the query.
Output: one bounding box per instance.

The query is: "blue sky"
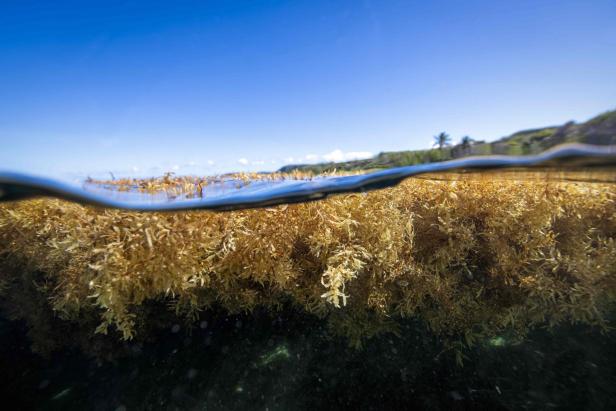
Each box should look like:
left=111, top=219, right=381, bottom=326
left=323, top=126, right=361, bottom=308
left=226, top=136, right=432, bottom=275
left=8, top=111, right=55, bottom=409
left=1, top=0, right=615, bottom=180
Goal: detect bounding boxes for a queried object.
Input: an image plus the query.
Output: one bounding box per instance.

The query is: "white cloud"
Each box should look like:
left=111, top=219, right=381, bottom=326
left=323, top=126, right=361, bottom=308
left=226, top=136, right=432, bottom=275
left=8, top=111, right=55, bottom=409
left=207, top=160, right=215, bottom=166
left=284, top=157, right=295, bottom=163
left=172, top=164, right=180, bottom=171
left=322, top=149, right=373, bottom=162
left=323, top=149, right=344, bottom=162
left=305, top=154, right=319, bottom=161
left=251, top=160, right=265, bottom=166
left=345, top=151, right=373, bottom=160
left=237, top=158, right=249, bottom=165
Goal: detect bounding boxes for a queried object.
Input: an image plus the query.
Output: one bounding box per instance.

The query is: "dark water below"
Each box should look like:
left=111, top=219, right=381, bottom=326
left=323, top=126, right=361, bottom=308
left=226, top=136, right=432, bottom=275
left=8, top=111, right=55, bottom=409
left=2, top=308, right=615, bottom=411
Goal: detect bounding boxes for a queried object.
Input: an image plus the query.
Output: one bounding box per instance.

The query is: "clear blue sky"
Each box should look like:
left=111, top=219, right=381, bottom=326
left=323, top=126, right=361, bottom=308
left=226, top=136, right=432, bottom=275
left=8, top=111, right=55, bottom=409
left=1, top=0, right=615, bottom=180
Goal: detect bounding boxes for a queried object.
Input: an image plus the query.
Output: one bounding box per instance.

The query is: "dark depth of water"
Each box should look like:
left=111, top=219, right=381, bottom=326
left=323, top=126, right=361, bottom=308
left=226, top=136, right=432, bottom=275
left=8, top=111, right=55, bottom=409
left=1, top=307, right=615, bottom=410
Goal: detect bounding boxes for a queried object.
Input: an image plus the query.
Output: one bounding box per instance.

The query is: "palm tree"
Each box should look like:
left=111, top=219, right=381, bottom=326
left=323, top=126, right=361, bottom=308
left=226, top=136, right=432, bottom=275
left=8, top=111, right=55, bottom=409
left=460, top=135, right=474, bottom=156
left=460, top=135, right=474, bottom=148
left=433, top=132, right=451, bottom=150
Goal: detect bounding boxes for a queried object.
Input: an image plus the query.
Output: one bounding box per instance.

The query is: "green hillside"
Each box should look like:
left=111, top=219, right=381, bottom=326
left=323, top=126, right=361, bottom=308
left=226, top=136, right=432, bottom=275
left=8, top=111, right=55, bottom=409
left=279, top=109, right=616, bottom=173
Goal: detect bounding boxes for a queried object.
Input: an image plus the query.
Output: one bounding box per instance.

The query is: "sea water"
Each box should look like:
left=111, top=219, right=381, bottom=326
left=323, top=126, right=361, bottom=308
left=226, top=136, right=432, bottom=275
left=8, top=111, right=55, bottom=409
left=1, top=144, right=616, bottom=410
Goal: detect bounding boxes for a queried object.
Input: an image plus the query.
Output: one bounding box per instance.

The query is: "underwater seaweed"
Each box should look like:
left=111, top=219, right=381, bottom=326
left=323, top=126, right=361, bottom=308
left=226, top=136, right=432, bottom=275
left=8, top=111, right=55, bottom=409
left=1, top=173, right=615, bottom=355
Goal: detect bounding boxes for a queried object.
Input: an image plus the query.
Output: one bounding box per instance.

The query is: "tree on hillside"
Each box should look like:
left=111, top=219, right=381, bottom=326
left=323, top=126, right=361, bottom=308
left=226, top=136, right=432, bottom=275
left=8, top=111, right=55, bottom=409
left=459, top=135, right=474, bottom=156
left=460, top=135, right=474, bottom=148
left=433, top=132, right=451, bottom=150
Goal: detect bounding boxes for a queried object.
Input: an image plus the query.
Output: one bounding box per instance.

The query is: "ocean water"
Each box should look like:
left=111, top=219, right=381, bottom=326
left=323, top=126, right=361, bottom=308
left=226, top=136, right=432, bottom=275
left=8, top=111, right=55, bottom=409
left=1, top=143, right=615, bottom=211
left=1, top=144, right=616, bottom=410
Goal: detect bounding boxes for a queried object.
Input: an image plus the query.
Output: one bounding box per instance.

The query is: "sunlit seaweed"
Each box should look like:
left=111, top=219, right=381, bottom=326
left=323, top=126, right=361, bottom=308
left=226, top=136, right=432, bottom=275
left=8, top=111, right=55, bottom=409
left=85, top=170, right=348, bottom=199
left=1, top=173, right=615, bottom=356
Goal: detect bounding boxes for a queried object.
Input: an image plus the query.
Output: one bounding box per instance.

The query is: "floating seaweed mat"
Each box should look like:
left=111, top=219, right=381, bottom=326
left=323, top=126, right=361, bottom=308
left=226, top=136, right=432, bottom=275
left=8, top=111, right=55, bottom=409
left=1, top=173, right=615, bottom=354
left=1, top=143, right=615, bottom=211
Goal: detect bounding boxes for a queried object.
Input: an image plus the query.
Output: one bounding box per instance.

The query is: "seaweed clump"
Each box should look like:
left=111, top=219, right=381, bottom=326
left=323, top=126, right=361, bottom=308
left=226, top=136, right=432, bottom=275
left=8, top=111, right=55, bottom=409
left=1, top=173, right=615, bottom=356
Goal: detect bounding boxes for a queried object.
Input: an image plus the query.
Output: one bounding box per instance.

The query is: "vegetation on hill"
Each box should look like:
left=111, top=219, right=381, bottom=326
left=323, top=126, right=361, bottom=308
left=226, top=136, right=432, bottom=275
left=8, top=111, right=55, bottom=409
left=280, top=110, right=616, bottom=173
